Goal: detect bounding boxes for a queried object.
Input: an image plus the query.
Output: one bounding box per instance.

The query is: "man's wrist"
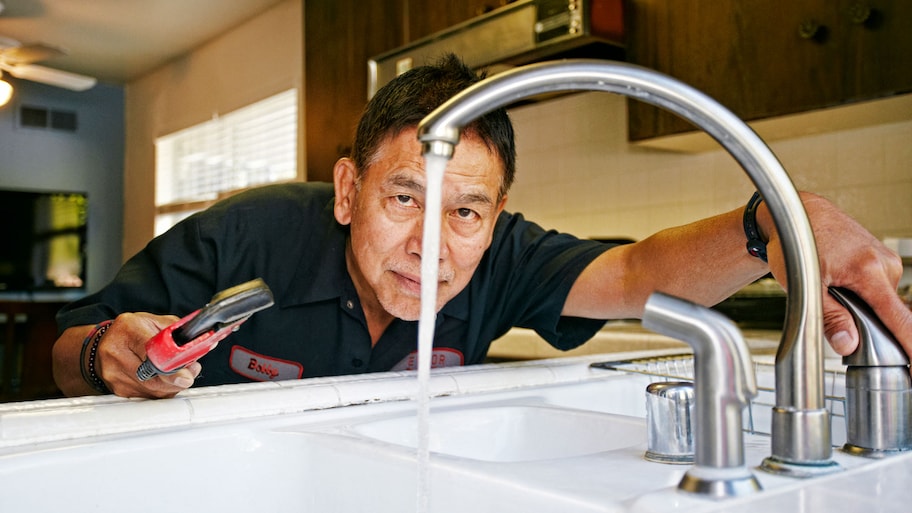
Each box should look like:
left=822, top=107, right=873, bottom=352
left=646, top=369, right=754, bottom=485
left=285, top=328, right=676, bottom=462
left=80, top=320, right=114, bottom=394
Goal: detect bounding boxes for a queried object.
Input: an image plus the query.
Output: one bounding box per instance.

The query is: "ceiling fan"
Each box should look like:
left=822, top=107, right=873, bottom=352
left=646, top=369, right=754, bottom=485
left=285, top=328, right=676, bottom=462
left=0, top=35, right=97, bottom=92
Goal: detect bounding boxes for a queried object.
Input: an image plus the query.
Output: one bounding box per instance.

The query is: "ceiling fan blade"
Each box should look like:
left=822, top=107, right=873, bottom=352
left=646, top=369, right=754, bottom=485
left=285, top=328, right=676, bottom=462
left=6, top=63, right=96, bottom=91
left=1, top=43, right=66, bottom=65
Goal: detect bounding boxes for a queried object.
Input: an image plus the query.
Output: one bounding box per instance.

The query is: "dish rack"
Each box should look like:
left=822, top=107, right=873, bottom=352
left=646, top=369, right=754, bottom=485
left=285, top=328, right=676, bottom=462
left=592, top=354, right=847, bottom=438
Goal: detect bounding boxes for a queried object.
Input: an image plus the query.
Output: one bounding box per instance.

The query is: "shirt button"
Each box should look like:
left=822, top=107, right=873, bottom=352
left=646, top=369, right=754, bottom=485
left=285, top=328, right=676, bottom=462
left=352, top=358, right=363, bottom=368
left=345, top=299, right=354, bottom=309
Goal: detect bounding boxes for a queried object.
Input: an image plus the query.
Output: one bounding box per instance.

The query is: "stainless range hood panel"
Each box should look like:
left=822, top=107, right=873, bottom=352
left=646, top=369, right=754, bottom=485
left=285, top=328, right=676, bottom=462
left=368, top=0, right=625, bottom=99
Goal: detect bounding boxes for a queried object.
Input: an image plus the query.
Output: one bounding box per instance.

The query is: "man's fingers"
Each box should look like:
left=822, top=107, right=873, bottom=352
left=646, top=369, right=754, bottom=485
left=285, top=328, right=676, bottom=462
left=823, top=286, right=912, bottom=359
left=822, top=292, right=860, bottom=356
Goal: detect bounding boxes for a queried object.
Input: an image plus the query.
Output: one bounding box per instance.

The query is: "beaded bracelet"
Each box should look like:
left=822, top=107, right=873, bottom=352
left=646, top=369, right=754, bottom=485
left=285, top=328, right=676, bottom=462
left=743, top=191, right=769, bottom=263
left=80, top=320, right=114, bottom=394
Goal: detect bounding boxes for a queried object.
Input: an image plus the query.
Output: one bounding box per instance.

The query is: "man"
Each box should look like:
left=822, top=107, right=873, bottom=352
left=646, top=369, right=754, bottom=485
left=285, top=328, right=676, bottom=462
left=53, top=55, right=911, bottom=399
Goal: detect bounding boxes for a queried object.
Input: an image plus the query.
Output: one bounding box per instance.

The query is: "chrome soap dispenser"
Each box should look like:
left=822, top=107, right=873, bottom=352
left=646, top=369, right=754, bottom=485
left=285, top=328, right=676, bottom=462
left=830, top=287, right=912, bottom=457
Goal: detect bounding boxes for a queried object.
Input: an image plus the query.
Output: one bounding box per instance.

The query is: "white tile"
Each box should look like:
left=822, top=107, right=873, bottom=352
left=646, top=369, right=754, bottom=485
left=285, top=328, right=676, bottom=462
left=834, top=128, right=888, bottom=187
left=186, top=384, right=341, bottom=423
left=0, top=398, right=193, bottom=446
left=511, top=90, right=908, bottom=242
left=451, top=366, right=556, bottom=394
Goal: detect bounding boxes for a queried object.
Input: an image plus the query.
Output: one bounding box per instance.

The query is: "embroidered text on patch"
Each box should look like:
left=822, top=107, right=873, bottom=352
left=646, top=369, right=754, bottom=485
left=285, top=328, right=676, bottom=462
left=229, top=345, right=303, bottom=381
left=391, top=348, right=464, bottom=371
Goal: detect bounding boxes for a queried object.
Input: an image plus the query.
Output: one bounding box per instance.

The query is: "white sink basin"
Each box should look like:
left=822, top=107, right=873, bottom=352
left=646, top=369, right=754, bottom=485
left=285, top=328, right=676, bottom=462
left=350, top=404, right=646, bottom=462
left=0, top=352, right=904, bottom=512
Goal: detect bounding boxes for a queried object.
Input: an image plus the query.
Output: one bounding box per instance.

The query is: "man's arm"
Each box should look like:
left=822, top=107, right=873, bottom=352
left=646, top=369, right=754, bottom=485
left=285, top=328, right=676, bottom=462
left=564, top=192, right=911, bottom=359
left=564, top=207, right=763, bottom=319
left=52, top=313, right=201, bottom=399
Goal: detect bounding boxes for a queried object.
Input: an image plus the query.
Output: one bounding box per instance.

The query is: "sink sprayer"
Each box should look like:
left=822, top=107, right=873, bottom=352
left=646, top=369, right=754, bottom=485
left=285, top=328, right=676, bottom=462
left=830, top=287, right=912, bottom=456
left=416, top=59, right=838, bottom=478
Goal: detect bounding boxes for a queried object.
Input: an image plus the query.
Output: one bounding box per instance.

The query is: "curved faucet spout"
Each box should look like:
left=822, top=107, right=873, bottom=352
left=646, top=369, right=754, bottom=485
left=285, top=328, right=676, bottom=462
left=417, top=59, right=834, bottom=471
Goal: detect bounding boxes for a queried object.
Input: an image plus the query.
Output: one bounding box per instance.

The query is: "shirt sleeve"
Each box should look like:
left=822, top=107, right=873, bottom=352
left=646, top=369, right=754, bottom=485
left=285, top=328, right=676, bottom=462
left=55, top=211, right=220, bottom=334
left=479, top=211, right=615, bottom=351
left=55, top=183, right=328, bottom=334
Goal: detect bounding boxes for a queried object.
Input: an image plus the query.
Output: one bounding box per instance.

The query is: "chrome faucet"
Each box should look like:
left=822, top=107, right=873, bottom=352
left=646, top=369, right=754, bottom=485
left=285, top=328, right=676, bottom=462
left=642, top=291, right=761, bottom=497
left=417, top=59, right=839, bottom=475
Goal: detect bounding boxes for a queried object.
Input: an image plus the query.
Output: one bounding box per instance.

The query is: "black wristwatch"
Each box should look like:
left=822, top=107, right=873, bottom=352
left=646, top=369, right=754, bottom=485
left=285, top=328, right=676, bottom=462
left=743, top=191, right=768, bottom=263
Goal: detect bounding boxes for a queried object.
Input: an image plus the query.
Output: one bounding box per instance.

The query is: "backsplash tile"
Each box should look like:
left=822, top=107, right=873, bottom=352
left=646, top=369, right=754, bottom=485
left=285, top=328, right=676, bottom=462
left=508, top=92, right=912, bottom=242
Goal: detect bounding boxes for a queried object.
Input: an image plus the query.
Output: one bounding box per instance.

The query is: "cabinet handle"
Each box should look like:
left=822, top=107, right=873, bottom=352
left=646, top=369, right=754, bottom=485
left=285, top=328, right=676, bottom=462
left=798, top=20, right=828, bottom=42
left=846, top=3, right=883, bottom=29
left=846, top=3, right=872, bottom=24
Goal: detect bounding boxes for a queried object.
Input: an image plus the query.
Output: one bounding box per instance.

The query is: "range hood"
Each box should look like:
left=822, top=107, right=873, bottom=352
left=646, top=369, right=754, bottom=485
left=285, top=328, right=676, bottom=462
left=368, top=0, right=625, bottom=99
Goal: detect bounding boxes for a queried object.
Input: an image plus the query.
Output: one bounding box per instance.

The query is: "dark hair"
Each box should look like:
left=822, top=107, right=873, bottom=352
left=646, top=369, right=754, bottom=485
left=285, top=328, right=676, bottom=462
left=351, top=54, right=516, bottom=199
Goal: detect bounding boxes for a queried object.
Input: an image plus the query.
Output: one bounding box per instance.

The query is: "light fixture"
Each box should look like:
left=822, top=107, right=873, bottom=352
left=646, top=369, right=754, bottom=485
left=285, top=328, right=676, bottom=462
left=0, top=70, right=12, bottom=107
left=7, top=64, right=96, bottom=91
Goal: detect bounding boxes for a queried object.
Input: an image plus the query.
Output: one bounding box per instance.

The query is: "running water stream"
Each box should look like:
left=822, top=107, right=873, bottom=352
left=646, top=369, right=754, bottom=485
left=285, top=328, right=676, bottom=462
left=416, top=153, right=450, bottom=513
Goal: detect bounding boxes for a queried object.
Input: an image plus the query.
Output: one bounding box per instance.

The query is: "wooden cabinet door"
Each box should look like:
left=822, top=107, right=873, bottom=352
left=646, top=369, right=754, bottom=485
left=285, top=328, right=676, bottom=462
left=304, top=0, right=406, bottom=183
left=626, top=0, right=912, bottom=141
left=407, top=1, right=512, bottom=41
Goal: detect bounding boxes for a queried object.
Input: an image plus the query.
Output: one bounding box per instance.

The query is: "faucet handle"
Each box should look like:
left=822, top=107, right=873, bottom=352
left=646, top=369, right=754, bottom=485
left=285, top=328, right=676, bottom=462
left=643, top=292, right=762, bottom=497
left=643, top=292, right=758, bottom=403
left=829, top=287, right=909, bottom=367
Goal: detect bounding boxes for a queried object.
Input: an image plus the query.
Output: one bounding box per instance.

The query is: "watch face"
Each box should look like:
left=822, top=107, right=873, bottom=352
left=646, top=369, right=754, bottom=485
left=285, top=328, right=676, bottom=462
left=747, top=239, right=768, bottom=262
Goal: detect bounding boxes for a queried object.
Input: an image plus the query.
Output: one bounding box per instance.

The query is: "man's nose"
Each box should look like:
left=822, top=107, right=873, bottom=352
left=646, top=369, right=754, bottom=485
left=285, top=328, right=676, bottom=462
left=406, top=216, right=449, bottom=260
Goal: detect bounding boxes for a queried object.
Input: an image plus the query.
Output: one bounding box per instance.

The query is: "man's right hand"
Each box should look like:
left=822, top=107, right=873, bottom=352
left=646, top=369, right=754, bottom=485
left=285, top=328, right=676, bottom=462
left=53, top=312, right=202, bottom=399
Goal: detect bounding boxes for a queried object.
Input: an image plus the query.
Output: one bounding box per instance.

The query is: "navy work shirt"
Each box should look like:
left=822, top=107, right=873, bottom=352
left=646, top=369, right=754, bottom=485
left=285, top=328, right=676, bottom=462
left=57, top=183, right=610, bottom=386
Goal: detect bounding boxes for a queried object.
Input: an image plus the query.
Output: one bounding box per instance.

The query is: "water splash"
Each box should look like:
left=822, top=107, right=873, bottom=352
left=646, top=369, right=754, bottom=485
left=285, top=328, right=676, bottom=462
left=416, top=153, right=450, bottom=513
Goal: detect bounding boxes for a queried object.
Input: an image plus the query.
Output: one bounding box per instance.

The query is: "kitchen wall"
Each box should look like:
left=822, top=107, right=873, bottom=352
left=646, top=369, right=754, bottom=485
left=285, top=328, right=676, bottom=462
left=123, top=0, right=302, bottom=261
left=506, top=91, right=912, bottom=243
left=0, top=78, right=124, bottom=297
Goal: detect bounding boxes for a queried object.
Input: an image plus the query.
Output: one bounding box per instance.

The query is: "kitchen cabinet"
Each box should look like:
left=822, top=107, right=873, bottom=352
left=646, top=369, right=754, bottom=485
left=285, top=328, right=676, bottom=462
left=303, top=1, right=511, bottom=183
left=0, top=301, right=65, bottom=402
left=625, top=0, right=912, bottom=142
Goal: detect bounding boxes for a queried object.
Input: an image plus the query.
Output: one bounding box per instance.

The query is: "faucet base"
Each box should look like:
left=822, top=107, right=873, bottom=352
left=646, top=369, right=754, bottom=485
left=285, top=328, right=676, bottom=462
left=645, top=451, right=694, bottom=465
left=768, top=407, right=836, bottom=463
left=843, top=443, right=912, bottom=459
left=678, top=465, right=762, bottom=498
left=759, top=455, right=842, bottom=478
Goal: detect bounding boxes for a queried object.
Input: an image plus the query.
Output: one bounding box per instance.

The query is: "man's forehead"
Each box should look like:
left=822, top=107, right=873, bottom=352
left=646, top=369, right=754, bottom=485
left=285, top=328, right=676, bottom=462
left=366, top=128, right=505, bottom=200
left=384, top=171, right=424, bottom=192
left=380, top=166, right=496, bottom=207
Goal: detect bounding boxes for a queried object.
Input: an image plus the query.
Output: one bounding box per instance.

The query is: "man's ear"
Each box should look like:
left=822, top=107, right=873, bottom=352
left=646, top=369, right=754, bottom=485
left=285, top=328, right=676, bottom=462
left=333, top=157, right=358, bottom=225
left=495, top=195, right=508, bottom=217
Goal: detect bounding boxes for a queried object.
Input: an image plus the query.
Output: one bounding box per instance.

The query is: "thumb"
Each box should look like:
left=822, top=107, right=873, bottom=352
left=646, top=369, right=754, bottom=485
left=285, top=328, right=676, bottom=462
left=822, top=291, right=859, bottom=356
left=159, top=362, right=202, bottom=389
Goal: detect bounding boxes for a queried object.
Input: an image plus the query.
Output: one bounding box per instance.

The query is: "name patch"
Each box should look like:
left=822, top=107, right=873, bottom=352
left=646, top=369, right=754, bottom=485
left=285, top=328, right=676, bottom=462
left=392, top=348, right=464, bottom=371
left=229, top=346, right=303, bottom=382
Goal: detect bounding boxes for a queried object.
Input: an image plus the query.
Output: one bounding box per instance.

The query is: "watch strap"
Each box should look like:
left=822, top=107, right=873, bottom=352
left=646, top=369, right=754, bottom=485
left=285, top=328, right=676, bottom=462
left=743, top=191, right=768, bottom=263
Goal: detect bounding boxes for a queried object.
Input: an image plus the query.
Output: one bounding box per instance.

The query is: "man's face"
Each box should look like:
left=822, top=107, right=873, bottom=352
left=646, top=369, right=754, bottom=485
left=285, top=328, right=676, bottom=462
left=334, top=127, right=507, bottom=321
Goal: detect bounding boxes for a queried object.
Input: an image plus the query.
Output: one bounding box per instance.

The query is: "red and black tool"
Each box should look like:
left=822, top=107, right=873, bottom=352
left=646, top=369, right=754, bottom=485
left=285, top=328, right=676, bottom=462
left=136, top=278, right=274, bottom=381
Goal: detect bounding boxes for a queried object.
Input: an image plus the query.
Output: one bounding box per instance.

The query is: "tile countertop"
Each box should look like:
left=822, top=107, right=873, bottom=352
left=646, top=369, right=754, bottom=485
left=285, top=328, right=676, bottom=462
left=0, top=350, right=684, bottom=450
left=489, top=320, right=783, bottom=361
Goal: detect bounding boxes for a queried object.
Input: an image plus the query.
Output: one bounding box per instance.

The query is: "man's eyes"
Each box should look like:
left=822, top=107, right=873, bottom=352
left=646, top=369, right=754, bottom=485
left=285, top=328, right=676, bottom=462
left=391, top=195, right=480, bottom=221
left=452, top=208, right=480, bottom=221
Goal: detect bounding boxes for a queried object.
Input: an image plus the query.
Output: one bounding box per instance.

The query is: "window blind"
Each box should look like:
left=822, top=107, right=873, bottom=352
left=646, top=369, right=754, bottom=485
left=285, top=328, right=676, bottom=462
left=155, top=89, right=298, bottom=208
